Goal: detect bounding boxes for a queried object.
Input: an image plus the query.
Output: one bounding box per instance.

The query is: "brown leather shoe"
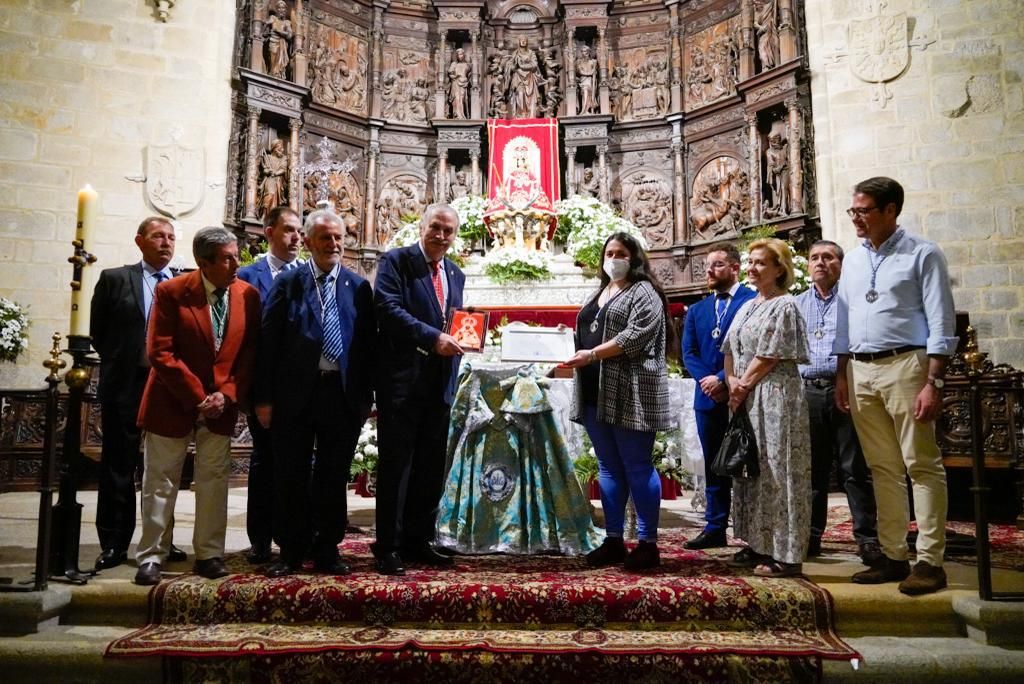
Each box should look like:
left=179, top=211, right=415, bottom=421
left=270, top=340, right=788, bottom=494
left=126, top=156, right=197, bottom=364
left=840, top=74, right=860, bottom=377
left=898, top=561, right=947, bottom=596
left=851, top=556, right=910, bottom=584
left=194, top=557, right=230, bottom=580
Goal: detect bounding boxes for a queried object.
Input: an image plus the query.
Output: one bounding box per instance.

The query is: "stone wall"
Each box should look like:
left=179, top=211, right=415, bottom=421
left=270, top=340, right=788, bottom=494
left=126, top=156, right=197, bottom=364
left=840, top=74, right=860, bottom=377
left=0, top=1, right=236, bottom=387
left=806, top=0, right=1024, bottom=366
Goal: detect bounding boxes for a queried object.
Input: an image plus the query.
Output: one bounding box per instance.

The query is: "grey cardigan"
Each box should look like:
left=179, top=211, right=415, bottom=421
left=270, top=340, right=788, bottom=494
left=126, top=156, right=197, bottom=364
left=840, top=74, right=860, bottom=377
left=571, top=280, right=672, bottom=432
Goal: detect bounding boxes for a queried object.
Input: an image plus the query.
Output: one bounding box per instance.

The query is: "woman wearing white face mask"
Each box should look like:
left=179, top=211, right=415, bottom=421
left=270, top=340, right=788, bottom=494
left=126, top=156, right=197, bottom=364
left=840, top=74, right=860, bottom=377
left=564, top=232, right=673, bottom=571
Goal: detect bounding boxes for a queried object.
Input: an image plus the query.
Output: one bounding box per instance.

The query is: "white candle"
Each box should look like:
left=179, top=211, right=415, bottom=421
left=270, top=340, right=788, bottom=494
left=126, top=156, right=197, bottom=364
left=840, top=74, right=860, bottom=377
left=69, top=185, right=98, bottom=337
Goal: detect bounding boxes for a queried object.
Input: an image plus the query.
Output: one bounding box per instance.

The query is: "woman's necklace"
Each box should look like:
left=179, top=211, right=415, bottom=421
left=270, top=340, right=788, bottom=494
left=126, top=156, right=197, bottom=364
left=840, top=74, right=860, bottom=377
left=592, top=283, right=624, bottom=332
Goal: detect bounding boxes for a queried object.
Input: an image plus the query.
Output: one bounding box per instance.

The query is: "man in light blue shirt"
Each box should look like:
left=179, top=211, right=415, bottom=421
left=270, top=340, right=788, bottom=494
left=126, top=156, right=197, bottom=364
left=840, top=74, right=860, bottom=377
left=833, top=177, right=958, bottom=596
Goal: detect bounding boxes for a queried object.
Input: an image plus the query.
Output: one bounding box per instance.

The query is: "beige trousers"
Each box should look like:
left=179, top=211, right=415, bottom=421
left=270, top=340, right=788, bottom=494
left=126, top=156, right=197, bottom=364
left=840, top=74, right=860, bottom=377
left=136, top=425, right=232, bottom=566
left=846, top=349, right=947, bottom=567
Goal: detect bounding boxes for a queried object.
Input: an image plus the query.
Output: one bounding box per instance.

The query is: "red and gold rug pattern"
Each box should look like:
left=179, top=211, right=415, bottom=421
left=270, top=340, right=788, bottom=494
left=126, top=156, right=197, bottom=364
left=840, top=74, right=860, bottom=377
left=107, top=530, right=856, bottom=666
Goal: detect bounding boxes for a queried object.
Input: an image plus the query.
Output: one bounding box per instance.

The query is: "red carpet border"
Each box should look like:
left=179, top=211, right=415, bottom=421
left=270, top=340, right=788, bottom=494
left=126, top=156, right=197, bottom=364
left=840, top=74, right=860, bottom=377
left=107, top=530, right=856, bottom=677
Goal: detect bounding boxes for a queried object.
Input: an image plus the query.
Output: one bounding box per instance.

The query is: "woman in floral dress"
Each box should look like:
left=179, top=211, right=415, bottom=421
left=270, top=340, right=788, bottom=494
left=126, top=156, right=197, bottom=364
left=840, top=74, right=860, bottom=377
left=723, top=238, right=811, bottom=577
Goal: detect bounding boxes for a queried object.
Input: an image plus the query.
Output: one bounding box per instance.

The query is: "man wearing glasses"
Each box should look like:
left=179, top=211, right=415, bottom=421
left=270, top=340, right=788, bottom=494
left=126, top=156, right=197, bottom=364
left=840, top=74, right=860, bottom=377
left=833, top=176, right=958, bottom=595
left=681, top=242, right=756, bottom=549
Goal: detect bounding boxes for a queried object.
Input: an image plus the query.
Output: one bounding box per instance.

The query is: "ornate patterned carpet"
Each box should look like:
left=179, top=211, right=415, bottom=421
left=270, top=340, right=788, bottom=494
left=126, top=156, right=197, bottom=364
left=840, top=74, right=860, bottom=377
left=106, top=530, right=856, bottom=682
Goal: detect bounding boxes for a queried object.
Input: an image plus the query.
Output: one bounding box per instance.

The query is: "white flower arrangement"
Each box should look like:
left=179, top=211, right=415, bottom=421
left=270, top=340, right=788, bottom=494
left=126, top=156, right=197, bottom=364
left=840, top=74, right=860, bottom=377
left=480, top=246, right=553, bottom=284
left=653, top=431, right=690, bottom=486
left=555, top=197, right=648, bottom=271
left=350, top=417, right=379, bottom=477
left=450, top=195, right=488, bottom=245
left=0, top=297, right=30, bottom=363
left=386, top=220, right=467, bottom=266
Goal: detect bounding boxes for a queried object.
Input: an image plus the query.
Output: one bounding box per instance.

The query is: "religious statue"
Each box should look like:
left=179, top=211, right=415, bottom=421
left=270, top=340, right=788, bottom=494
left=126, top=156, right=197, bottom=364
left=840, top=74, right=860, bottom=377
left=576, top=45, right=598, bottom=114
left=498, top=142, right=549, bottom=211
left=335, top=58, right=365, bottom=111
left=450, top=170, right=469, bottom=199
left=687, top=46, right=712, bottom=106
left=624, top=175, right=672, bottom=248
left=447, top=48, right=471, bottom=119
left=689, top=159, right=747, bottom=239
left=754, top=0, right=780, bottom=72
left=310, top=38, right=336, bottom=104
left=380, top=69, right=399, bottom=120
left=257, top=139, right=288, bottom=219
left=507, top=37, right=542, bottom=119
left=408, top=77, right=430, bottom=124
left=763, top=132, right=790, bottom=217
left=264, top=0, right=294, bottom=80
left=489, top=79, right=508, bottom=117
left=375, top=194, right=398, bottom=246
left=579, top=167, right=599, bottom=198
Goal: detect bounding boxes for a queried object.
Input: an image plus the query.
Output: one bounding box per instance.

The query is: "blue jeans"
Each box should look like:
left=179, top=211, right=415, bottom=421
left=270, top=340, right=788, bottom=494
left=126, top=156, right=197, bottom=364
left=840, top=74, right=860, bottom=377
left=581, top=405, right=661, bottom=542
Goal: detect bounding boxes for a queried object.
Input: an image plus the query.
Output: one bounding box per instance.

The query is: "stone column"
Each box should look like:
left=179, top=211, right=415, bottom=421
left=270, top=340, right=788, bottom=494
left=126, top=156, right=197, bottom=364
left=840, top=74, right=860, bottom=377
left=779, top=0, right=798, bottom=64
left=436, top=31, right=448, bottom=119
left=370, top=10, right=384, bottom=118
left=672, top=140, right=686, bottom=243
left=739, top=0, right=755, bottom=81
left=566, top=145, right=577, bottom=196
left=470, top=29, right=481, bottom=119
left=470, top=148, right=481, bottom=195
left=597, top=143, right=609, bottom=204
left=292, top=0, right=307, bottom=86
left=250, top=5, right=266, bottom=73
left=597, top=27, right=610, bottom=115
left=669, top=4, right=683, bottom=112
left=288, top=118, right=301, bottom=212
left=244, top=105, right=261, bottom=221
left=747, top=113, right=761, bottom=224
left=364, top=140, right=380, bottom=246
left=437, top=148, right=449, bottom=203
left=786, top=97, right=803, bottom=214
left=565, top=27, right=577, bottom=117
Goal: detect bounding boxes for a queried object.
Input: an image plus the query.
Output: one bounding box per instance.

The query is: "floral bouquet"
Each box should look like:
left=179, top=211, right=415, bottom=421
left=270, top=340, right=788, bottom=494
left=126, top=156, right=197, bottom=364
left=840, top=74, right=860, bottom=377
left=0, top=298, right=29, bottom=363
left=386, top=220, right=467, bottom=267
left=350, top=418, right=379, bottom=477
left=556, top=197, right=647, bottom=271
left=653, top=431, right=690, bottom=488
left=480, top=246, right=553, bottom=284
left=450, top=195, right=488, bottom=247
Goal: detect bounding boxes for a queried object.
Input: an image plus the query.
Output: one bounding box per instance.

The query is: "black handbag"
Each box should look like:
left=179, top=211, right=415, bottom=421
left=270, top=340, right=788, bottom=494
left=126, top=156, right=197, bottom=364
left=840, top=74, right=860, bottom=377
left=711, top=406, right=760, bottom=479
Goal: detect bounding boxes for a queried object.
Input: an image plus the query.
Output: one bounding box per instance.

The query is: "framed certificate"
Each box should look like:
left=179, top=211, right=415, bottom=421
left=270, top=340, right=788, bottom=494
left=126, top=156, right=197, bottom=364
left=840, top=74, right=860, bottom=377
left=446, top=308, right=489, bottom=353
left=500, top=324, right=575, bottom=363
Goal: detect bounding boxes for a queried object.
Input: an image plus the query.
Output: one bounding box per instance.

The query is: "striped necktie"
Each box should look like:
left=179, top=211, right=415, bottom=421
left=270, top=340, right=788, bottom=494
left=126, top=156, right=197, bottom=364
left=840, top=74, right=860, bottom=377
left=319, top=273, right=344, bottom=362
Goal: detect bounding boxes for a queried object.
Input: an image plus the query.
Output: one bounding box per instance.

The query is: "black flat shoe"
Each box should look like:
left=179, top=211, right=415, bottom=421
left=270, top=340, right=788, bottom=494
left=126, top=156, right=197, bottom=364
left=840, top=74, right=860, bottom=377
left=314, top=557, right=351, bottom=575
left=194, top=557, right=229, bottom=579
left=683, top=529, right=728, bottom=550
left=168, top=544, right=188, bottom=562
left=95, top=549, right=127, bottom=571
left=134, top=562, right=162, bottom=586
left=375, top=551, right=406, bottom=576
left=585, top=536, right=626, bottom=567
left=624, top=541, right=661, bottom=571
left=265, top=560, right=300, bottom=578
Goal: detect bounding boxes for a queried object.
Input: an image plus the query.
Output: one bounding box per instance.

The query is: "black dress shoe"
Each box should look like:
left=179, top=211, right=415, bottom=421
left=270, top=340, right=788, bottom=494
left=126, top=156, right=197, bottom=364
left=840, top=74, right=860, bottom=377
left=314, top=557, right=351, bottom=575
left=375, top=551, right=406, bottom=576
left=683, top=529, right=728, bottom=550
left=623, top=541, right=661, bottom=571
left=247, top=544, right=273, bottom=564
left=807, top=537, right=823, bottom=558
left=265, top=560, right=300, bottom=578
left=134, top=562, right=162, bottom=586
left=194, top=557, right=229, bottom=579
left=95, top=549, right=127, bottom=571
left=168, top=545, right=187, bottom=562
left=585, top=536, right=626, bottom=567
left=402, top=545, right=454, bottom=567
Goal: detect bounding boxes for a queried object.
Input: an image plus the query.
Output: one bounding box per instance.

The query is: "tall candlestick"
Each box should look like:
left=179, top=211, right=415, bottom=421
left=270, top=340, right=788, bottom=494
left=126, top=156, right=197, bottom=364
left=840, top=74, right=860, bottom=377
left=69, top=185, right=97, bottom=337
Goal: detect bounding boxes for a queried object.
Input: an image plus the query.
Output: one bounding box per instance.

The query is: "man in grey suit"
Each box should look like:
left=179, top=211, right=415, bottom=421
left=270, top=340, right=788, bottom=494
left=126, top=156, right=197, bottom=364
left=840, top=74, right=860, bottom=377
left=237, top=205, right=302, bottom=564
left=90, top=216, right=186, bottom=570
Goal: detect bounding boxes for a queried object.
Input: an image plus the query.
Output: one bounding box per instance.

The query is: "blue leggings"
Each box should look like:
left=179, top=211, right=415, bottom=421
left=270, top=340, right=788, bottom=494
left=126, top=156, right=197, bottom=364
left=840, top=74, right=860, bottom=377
left=582, top=405, right=661, bottom=542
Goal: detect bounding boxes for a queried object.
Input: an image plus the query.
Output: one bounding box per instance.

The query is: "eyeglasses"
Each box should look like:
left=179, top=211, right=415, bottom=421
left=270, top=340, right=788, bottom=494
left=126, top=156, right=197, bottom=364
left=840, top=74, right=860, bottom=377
left=846, top=206, right=879, bottom=218
left=706, top=261, right=730, bottom=271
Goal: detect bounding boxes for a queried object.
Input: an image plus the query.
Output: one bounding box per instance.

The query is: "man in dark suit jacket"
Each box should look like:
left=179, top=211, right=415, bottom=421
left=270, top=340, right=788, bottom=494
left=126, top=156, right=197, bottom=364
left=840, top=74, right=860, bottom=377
left=255, top=210, right=376, bottom=577
left=372, top=204, right=465, bottom=575
left=134, top=227, right=261, bottom=585
left=237, top=205, right=302, bottom=564
left=681, top=242, right=756, bottom=549
left=90, top=216, right=188, bottom=571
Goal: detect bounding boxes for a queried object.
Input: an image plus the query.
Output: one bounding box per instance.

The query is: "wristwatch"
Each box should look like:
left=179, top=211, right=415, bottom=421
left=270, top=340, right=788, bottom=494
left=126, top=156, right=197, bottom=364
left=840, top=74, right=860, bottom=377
left=928, top=376, right=946, bottom=389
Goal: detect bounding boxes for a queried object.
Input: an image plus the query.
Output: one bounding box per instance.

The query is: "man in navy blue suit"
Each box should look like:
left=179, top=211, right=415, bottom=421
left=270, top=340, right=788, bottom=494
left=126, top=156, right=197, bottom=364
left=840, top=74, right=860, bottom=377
left=372, top=204, right=466, bottom=575
left=681, top=242, right=755, bottom=549
left=255, top=209, right=376, bottom=577
left=237, top=206, right=302, bottom=564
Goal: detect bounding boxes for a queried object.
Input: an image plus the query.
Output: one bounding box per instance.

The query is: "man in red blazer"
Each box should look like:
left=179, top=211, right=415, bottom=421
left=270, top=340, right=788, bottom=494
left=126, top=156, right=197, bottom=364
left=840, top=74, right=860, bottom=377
left=133, top=226, right=262, bottom=585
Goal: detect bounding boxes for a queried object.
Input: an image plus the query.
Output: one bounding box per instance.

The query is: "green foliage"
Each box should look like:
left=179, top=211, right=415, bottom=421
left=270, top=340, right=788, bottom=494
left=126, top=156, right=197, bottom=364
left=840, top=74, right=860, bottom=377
left=483, top=258, right=552, bottom=284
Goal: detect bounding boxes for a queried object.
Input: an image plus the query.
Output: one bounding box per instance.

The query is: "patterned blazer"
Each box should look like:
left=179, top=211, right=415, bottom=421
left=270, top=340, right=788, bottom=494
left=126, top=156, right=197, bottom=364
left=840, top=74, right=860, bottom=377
left=571, top=280, right=672, bottom=432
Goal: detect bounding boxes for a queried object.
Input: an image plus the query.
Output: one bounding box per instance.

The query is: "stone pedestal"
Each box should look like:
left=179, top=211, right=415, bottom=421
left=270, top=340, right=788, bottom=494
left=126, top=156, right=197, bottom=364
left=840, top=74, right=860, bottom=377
left=462, top=254, right=598, bottom=307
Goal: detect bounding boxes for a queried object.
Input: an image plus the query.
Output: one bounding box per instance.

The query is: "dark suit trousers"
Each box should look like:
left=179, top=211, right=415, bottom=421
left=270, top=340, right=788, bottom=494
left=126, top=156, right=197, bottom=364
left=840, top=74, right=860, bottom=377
left=695, top=404, right=732, bottom=533
left=245, top=413, right=275, bottom=549
left=96, top=366, right=149, bottom=553
left=805, top=385, right=878, bottom=543
left=374, top=392, right=450, bottom=555
left=271, top=374, right=359, bottom=565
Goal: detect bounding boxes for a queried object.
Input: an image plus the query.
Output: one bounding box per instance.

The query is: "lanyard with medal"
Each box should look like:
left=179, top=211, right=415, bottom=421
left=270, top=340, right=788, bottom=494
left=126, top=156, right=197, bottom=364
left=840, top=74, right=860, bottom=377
left=813, top=290, right=835, bottom=340
left=711, top=294, right=729, bottom=339
left=865, top=230, right=903, bottom=303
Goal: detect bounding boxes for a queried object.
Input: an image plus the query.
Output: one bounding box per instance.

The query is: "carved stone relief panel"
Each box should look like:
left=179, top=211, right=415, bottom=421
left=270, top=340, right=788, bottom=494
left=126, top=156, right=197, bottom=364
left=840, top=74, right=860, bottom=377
left=608, top=47, right=670, bottom=122
left=688, top=156, right=749, bottom=242
left=381, top=46, right=433, bottom=125
left=375, top=173, right=428, bottom=247
left=308, top=22, right=369, bottom=116
left=684, top=15, right=740, bottom=112
left=615, top=171, right=674, bottom=249
left=650, top=257, right=677, bottom=289
left=301, top=137, right=366, bottom=247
